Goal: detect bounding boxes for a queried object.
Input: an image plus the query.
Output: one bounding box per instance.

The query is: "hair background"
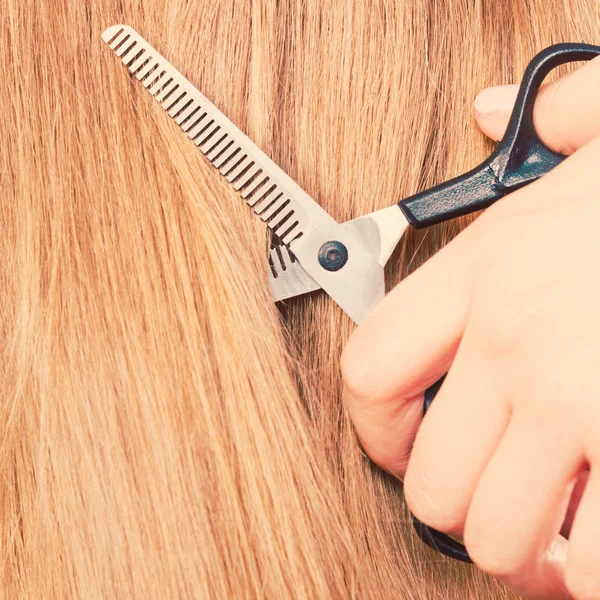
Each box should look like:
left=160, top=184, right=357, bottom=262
left=0, top=0, right=598, bottom=598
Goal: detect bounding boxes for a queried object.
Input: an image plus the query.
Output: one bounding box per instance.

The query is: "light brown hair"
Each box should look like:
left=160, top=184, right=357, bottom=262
left=1, top=0, right=597, bottom=597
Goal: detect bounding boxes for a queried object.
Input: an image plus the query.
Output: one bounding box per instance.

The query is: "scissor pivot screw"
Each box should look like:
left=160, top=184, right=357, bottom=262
left=318, top=241, right=348, bottom=272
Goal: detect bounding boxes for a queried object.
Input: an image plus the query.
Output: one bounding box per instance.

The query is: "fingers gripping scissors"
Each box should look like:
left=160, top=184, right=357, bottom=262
left=102, top=26, right=600, bottom=562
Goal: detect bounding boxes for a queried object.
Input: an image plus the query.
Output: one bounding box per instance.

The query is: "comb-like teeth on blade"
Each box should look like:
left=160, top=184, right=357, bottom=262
left=166, top=93, right=188, bottom=114
left=285, top=245, right=297, bottom=263
left=225, top=158, right=252, bottom=182
left=129, top=52, right=149, bottom=74
left=251, top=188, right=280, bottom=210
left=175, top=102, right=199, bottom=124
left=165, top=93, right=185, bottom=112
left=268, top=253, right=279, bottom=278
left=280, top=224, right=301, bottom=245
left=216, top=147, right=241, bottom=171
left=155, top=80, right=179, bottom=104
left=136, top=60, right=158, bottom=80
left=273, top=246, right=287, bottom=272
left=269, top=244, right=298, bottom=280
left=263, top=199, right=290, bottom=223
left=210, top=140, right=234, bottom=163
left=194, top=121, right=216, bottom=144
left=162, top=89, right=182, bottom=109
left=103, top=26, right=315, bottom=248
left=156, top=81, right=178, bottom=103
left=186, top=114, right=209, bottom=138
left=145, top=71, right=167, bottom=92
left=105, top=28, right=125, bottom=46
left=125, top=50, right=144, bottom=68
left=241, top=176, right=269, bottom=200
left=136, top=57, right=158, bottom=81
left=102, top=26, right=124, bottom=45
left=271, top=210, right=294, bottom=233
left=161, top=86, right=181, bottom=107
left=260, top=197, right=289, bottom=221
left=126, top=49, right=146, bottom=68
left=110, top=32, right=129, bottom=50
left=116, top=39, right=135, bottom=58
left=121, top=43, right=139, bottom=64
left=180, top=107, right=202, bottom=130
left=149, top=75, right=172, bottom=96
left=279, top=246, right=294, bottom=270
left=202, top=132, right=227, bottom=157
left=113, top=38, right=131, bottom=55
left=233, top=167, right=261, bottom=191
left=205, top=136, right=230, bottom=161
left=198, top=126, right=221, bottom=151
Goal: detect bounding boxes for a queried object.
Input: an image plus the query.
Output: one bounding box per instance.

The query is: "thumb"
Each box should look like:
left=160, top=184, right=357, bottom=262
left=474, top=55, right=600, bottom=153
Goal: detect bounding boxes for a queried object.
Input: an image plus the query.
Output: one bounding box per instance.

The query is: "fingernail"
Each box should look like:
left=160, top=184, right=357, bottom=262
left=544, top=536, right=569, bottom=570
left=474, top=85, right=517, bottom=118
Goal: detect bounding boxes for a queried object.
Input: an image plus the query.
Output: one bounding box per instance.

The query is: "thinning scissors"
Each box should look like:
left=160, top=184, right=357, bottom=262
left=102, top=26, right=600, bottom=561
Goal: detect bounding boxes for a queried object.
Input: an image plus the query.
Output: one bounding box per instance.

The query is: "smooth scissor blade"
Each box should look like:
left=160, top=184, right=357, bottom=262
left=102, top=25, right=398, bottom=323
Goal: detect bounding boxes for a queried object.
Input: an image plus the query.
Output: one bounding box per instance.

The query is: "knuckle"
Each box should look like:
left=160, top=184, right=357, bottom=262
left=467, top=236, right=560, bottom=365
left=565, top=566, right=600, bottom=600
left=468, top=280, right=548, bottom=366
left=466, top=542, right=524, bottom=579
left=469, top=306, right=524, bottom=362
left=519, top=361, right=592, bottom=428
left=524, top=378, right=573, bottom=422
left=340, top=347, right=370, bottom=401
left=404, top=471, right=464, bottom=533
left=341, top=345, right=385, bottom=406
left=349, top=399, right=416, bottom=475
left=467, top=281, right=529, bottom=364
left=381, top=450, right=411, bottom=475
left=484, top=319, right=523, bottom=359
left=464, top=524, right=527, bottom=579
left=361, top=435, right=408, bottom=475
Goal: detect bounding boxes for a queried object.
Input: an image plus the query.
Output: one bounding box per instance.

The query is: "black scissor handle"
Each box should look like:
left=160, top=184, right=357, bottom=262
left=399, top=43, right=600, bottom=228
left=402, top=43, right=600, bottom=563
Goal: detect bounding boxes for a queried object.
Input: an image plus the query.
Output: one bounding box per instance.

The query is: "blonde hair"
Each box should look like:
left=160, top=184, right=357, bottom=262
left=0, top=0, right=597, bottom=597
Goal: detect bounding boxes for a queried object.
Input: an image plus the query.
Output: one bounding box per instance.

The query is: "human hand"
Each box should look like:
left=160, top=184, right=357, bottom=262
left=342, top=57, right=600, bottom=599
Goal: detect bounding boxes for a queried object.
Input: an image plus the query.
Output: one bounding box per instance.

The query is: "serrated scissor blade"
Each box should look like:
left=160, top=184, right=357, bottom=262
left=101, top=24, right=341, bottom=245
left=102, top=25, right=388, bottom=323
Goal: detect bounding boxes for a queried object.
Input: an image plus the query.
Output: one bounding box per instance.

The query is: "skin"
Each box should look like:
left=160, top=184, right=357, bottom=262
left=341, top=56, right=600, bottom=600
